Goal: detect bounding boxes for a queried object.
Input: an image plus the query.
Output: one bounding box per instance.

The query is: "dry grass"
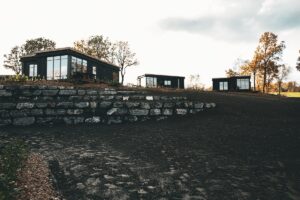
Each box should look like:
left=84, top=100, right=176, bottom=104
left=16, top=153, right=59, bottom=200
left=269, top=92, right=300, bottom=98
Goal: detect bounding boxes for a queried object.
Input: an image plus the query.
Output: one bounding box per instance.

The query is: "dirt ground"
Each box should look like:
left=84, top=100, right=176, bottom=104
left=1, top=91, right=300, bottom=200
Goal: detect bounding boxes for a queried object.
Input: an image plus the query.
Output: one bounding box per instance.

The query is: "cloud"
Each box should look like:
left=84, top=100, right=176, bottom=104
left=160, top=0, right=300, bottom=41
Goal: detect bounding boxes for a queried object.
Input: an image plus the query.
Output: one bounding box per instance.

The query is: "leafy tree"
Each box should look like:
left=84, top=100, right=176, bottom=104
left=74, top=35, right=112, bottom=62
left=240, top=56, right=260, bottom=91
left=3, top=46, right=24, bottom=74
left=254, top=32, right=285, bottom=93
left=114, top=41, right=139, bottom=85
left=296, top=50, right=300, bottom=72
left=225, top=68, right=239, bottom=77
left=23, top=37, right=56, bottom=54
left=3, top=37, right=56, bottom=74
left=275, top=64, right=291, bottom=95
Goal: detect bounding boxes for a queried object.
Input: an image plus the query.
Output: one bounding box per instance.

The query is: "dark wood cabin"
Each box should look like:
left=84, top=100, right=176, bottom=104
left=137, top=74, right=185, bottom=89
left=20, top=47, right=119, bottom=82
left=212, top=76, right=251, bottom=91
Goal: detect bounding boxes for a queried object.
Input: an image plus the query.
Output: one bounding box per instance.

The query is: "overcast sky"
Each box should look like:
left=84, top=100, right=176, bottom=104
left=0, top=0, right=299, bottom=87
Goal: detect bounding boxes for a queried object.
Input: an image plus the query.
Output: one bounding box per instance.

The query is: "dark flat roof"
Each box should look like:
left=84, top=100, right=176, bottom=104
left=212, top=76, right=251, bottom=80
left=138, top=74, right=185, bottom=79
left=20, top=47, right=120, bottom=70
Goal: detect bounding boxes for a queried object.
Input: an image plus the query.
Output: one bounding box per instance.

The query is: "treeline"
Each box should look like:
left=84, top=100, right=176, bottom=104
left=225, top=32, right=300, bottom=94
left=3, top=35, right=138, bottom=85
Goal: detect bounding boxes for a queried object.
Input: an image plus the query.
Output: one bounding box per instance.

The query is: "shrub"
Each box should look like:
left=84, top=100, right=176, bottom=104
left=0, top=140, right=29, bottom=200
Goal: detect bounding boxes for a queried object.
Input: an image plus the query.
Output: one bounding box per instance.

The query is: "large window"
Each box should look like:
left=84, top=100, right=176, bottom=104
left=29, top=64, right=37, bottom=77
left=219, top=81, right=228, bottom=91
left=237, top=79, right=249, bottom=90
left=92, top=66, right=97, bottom=79
left=146, top=77, right=157, bottom=87
left=47, top=55, right=68, bottom=80
left=71, top=56, right=87, bottom=74
left=164, top=80, right=171, bottom=86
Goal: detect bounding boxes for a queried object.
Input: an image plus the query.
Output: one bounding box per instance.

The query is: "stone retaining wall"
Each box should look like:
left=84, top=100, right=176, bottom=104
left=0, top=85, right=216, bottom=126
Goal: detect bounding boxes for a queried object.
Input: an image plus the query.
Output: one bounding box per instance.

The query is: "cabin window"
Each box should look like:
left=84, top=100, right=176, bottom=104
left=219, top=81, right=228, bottom=90
left=29, top=64, right=37, bottom=77
left=237, top=79, right=249, bottom=90
left=71, top=56, right=87, bottom=74
left=92, top=66, right=97, bottom=79
left=47, top=55, right=68, bottom=80
left=164, top=80, right=171, bottom=86
left=146, top=77, right=157, bottom=87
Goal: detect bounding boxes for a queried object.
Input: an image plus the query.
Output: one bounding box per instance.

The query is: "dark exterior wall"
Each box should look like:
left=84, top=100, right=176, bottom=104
left=212, top=76, right=251, bottom=91
left=21, top=49, right=119, bottom=82
left=144, top=75, right=185, bottom=89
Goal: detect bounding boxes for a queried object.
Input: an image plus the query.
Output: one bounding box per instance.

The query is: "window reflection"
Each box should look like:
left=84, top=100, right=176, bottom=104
left=47, top=55, right=68, bottom=80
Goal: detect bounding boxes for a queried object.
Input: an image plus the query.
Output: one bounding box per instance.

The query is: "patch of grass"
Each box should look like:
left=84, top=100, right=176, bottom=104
left=0, top=140, right=29, bottom=200
left=270, top=92, right=300, bottom=98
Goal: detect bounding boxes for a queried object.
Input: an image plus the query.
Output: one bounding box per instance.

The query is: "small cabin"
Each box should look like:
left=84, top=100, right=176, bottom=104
left=137, top=74, right=185, bottom=89
left=212, top=76, right=251, bottom=91
left=20, top=47, right=119, bottom=82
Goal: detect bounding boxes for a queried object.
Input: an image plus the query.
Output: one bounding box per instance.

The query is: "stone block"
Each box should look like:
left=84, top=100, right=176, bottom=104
left=99, top=90, right=117, bottom=95
left=184, top=101, right=194, bottom=108
left=56, top=102, right=73, bottom=108
left=164, top=102, right=175, bottom=108
left=107, top=116, right=122, bottom=124
left=0, top=90, right=12, bottom=96
left=87, top=90, right=98, bottom=95
left=42, top=90, right=58, bottom=96
left=0, top=119, right=12, bottom=126
left=123, top=96, right=130, bottom=101
left=16, top=102, right=35, bottom=109
left=107, top=108, right=128, bottom=115
left=21, top=90, right=33, bottom=96
left=35, top=103, right=48, bottom=108
left=163, top=109, right=173, bottom=115
left=59, top=90, right=77, bottom=95
left=100, top=95, right=114, bottom=100
left=129, top=109, right=149, bottom=116
left=36, top=117, right=55, bottom=124
left=140, top=102, right=150, bottom=109
left=30, top=109, right=43, bottom=116
left=13, top=117, right=35, bottom=126
left=176, top=109, right=188, bottom=115
left=75, top=102, right=89, bottom=108
left=126, top=102, right=140, bottom=108
left=205, top=103, right=216, bottom=108
left=113, top=102, right=124, bottom=108
left=67, top=109, right=84, bottom=115
left=146, top=96, right=153, bottom=100
left=77, top=90, right=86, bottom=95
left=63, top=117, right=84, bottom=125
left=10, top=110, right=29, bottom=117
left=124, top=115, right=138, bottom=122
left=83, top=96, right=98, bottom=101
left=0, top=110, right=10, bottom=118
left=0, top=103, right=16, bottom=109
left=151, top=102, right=163, bottom=108
left=32, top=90, right=42, bottom=96
left=90, top=102, right=98, bottom=109
left=150, top=109, right=161, bottom=116
left=156, top=116, right=168, bottom=121
left=99, top=101, right=112, bottom=108
left=85, top=116, right=101, bottom=123
left=69, top=96, right=82, bottom=101
left=194, top=102, right=204, bottom=109
left=131, top=95, right=145, bottom=100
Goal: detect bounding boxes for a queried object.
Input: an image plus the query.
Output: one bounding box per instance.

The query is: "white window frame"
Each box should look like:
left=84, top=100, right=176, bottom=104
left=29, top=64, right=37, bottom=77
left=219, top=81, right=228, bottom=91
left=164, top=80, right=171, bottom=86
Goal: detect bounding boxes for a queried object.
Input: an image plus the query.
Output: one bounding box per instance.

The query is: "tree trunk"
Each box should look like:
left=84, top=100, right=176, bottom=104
left=253, top=71, right=256, bottom=91
left=278, top=81, right=281, bottom=95
left=263, top=67, right=267, bottom=93
left=121, top=74, right=124, bottom=86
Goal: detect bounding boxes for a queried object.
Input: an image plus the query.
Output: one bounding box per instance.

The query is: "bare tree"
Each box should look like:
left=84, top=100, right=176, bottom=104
left=225, top=68, right=239, bottom=77
left=114, top=41, right=139, bottom=85
left=275, top=64, right=291, bottom=95
left=3, top=46, right=24, bottom=74
left=296, top=50, right=300, bottom=72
